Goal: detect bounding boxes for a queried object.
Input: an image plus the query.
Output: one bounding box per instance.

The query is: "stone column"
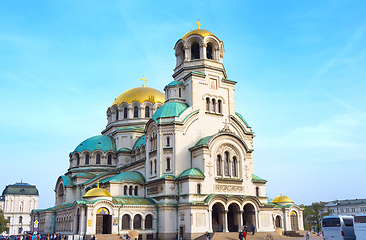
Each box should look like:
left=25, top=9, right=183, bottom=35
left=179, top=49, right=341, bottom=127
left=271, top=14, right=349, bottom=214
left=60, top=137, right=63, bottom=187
left=80, top=206, right=85, bottom=235
left=201, top=44, right=207, bottom=59
left=142, top=218, right=145, bottom=230
left=223, top=210, right=228, bottom=232
left=208, top=210, right=213, bottom=232
left=239, top=210, right=244, bottom=231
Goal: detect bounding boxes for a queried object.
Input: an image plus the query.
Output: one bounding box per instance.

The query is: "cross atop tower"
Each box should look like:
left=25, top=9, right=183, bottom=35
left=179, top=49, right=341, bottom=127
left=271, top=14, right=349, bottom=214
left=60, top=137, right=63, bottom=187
left=141, top=76, right=147, bottom=87
left=196, top=20, right=202, bottom=29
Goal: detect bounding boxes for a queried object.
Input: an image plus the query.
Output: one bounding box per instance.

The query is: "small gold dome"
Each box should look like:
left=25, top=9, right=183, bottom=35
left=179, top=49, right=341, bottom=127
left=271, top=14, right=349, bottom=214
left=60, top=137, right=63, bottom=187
left=111, top=87, right=165, bottom=107
left=182, top=29, right=214, bottom=41
left=272, top=192, right=294, bottom=204
left=83, top=183, right=112, bottom=198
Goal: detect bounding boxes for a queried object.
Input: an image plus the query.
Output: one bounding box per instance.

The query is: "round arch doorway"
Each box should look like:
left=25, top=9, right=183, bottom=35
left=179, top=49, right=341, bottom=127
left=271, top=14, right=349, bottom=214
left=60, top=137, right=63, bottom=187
left=227, top=203, right=240, bottom=232
left=243, top=203, right=256, bottom=232
left=211, top=202, right=225, bottom=232
left=96, top=207, right=112, bottom=234
left=290, top=211, right=299, bottom=231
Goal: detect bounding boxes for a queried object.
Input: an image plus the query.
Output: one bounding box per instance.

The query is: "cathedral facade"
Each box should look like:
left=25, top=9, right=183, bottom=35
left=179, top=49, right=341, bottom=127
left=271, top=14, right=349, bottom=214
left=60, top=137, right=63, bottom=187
left=31, top=25, right=303, bottom=240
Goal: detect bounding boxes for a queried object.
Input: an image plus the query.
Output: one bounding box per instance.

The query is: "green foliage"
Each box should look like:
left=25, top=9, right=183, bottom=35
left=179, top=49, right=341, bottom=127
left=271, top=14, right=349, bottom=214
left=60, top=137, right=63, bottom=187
left=0, top=209, right=9, bottom=233
left=301, top=202, right=332, bottom=232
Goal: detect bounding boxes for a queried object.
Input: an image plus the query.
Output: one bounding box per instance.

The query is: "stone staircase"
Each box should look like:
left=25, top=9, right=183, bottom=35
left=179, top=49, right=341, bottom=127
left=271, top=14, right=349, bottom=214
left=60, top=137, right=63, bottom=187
left=95, top=234, right=122, bottom=240
left=284, top=231, right=304, bottom=237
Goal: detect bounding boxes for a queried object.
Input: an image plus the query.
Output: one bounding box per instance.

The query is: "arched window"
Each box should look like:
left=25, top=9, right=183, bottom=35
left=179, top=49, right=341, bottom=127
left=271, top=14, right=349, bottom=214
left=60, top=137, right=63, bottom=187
left=216, top=155, right=222, bottom=175
left=122, top=214, right=130, bottom=229
left=96, top=154, right=101, bottom=165
left=224, top=151, right=229, bottom=176
left=166, top=137, right=170, bottom=146
left=154, top=159, right=157, bottom=173
left=212, top=99, right=216, bottom=112
left=129, top=186, right=133, bottom=195
left=206, top=43, right=213, bottom=59
left=206, top=98, right=210, bottom=111
left=19, top=216, right=22, bottom=223
left=256, top=187, right=259, bottom=197
left=107, top=155, right=112, bottom=165
left=166, top=158, right=171, bottom=171
left=197, top=184, right=201, bottom=194
left=232, top=157, right=237, bottom=177
left=116, top=109, right=119, bottom=120
left=218, top=100, right=222, bottom=113
left=179, top=88, right=181, bottom=97
left=124, top=186, right=128, bottom=195
left=191, top=43, right=200, bottom=60
left=124, top=107, right=128, bottom=119
left=76, top=154, right=80, bottom=166
left=133, top=215, right=142, bottom=229
left=134, top=106, right=139, bottom=118
left=85, top=154, right=89, bottom=165
left=134, top=186, right=138, bottom=196
left=150, top=161, right=153, bottom=174
left=145, top=106, right=150, bottom=118
left=145, top=214, right=153, bottom=229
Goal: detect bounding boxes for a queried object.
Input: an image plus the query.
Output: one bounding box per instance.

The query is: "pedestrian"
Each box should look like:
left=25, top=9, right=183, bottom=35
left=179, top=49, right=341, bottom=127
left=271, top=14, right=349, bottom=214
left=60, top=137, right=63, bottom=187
left=92, top=236, right=95, bottom=240
left=244, top=224, right=247, bottom=233
left=239, top=231, right=243, bottom=240
left=205, top=231, right=210, bottom=240
left=243, top=231, right=247, bottom=240
left=252, top=224, right=255, bottom=235
left=306, top=230, right=310, bottom=240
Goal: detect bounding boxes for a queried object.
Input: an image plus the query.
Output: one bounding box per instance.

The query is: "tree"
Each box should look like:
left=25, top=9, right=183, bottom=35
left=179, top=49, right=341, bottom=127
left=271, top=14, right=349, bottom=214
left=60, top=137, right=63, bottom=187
left=0, top=209, right=9, bottom=234
left=301, top=201, right=332, bottom=232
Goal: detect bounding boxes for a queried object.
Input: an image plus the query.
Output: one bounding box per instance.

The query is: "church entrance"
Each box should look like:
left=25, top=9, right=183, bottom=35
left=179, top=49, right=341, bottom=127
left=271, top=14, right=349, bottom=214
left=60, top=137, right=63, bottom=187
left=290, top=211, right=298, bottom=231
left=275, top=215, right=281, bottom=228
left=227, top=203, right=240, bottom=232
left=243, top=204, right=256, bottom=232
left=211, top=203, right=225, bottom=232
left=95, top=207, right=112, bottom=234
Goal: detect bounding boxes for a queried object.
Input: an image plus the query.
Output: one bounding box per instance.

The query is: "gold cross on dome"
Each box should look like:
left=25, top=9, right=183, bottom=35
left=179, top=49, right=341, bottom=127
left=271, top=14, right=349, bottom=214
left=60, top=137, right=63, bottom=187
left=141, top=76, right=147, bottom=87
left=196, top=20, right=202, bottom=29
left=97, top=181, right=100, bottom=188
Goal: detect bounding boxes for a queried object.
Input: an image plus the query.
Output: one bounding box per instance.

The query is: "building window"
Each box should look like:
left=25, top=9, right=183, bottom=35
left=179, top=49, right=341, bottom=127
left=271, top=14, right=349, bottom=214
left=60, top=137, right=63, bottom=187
left=150, top=161, right=153, bottom=174
left=107, top=155, right=112, bottom=165
left=76, top=154, right=80, bottom=166
left=191, top=43, right=200, bottom=60
left=122, top=214, right=130, bottom=229
left=232, top=157, right=237, bottom=177
left=179, top=88, right=181, bottom=97
left=197, top=184, right=201, bottom=194
left=133, top=215, right=142, bottom=229
left=206, top=98, right=210, bottom=111
left=19, top=216, right=22, bottom=223
left=134, top=186, right=138, bottom=196
left=96, top=154, right=101, bottom=165
left=116, top=110, right=119, bottom=120
left=85, top=154, right=90, bottom=165
left=129, top=186, right=133, bottom=195
left=167, top=137, right=170, bottom=146
left=166, top=158, right=171, bottom=171
left=134, top=106, right=139, bottom=118
left=224, top=151, right=229, bottom=176
left=212, top=99, right=216, bottom=112
left=145, top=214, right=153, bottom=229
left=124, top=186, right=128, bottom=195
left=124, top=107, right=128, bottom=119
left=218, top=100, right=222, bottom=113
left=216, top=155, right=222, bottom=175
left=206, top=43, right=213, bottom=59
left=145, top=106, right=150, bottom=118
left=256, top=187, right=259, bottom=197
left=154, top=159, right=157, bottom=174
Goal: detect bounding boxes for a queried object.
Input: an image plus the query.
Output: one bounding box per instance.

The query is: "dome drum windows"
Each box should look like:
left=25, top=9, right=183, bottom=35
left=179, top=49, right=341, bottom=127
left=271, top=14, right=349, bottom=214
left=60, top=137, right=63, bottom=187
left=204, top=96, right=223, bottom=115
left=216, top=151, right=240, bottom=178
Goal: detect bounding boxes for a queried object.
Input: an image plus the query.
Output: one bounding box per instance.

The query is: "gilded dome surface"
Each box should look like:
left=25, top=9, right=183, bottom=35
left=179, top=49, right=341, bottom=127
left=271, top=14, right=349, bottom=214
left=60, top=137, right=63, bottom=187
left=83, top=185, right=112, bottom=198
left=182, top=29, right=214, bottom=40
left=272, top=193, right=294, bottom=204
left=111, top=87, right=165, bottom=107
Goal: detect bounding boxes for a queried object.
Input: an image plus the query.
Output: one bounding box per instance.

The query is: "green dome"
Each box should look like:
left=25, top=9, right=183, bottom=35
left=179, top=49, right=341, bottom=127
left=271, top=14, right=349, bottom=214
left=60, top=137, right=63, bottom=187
left=167, top=81, right=185, bottom=87
left=73, top=135, right=116, bottom=154
left=133, top=134, right=146, bottom=150
left=151, top=102, right=189, bottom=122
left=101, top=171, right=146, bottom=184
left=178, top=168, right=205, bottom=179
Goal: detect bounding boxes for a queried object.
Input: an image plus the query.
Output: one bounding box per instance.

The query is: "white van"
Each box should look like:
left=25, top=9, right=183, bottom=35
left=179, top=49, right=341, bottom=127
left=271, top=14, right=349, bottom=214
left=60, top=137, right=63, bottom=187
left=322, top=215, right=355, bottom=240
left=353, top=214, right=366, bottom=240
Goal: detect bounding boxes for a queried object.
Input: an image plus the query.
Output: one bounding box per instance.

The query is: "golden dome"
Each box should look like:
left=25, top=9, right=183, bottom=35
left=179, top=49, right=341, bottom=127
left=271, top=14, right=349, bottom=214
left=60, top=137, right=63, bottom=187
left=272, top=192, right=294, bottom=204
left=83, top=183, right=112, bottom=198
left=182, top=29, right=215, bottom=41
left=111, top=87, right=165, bottom=107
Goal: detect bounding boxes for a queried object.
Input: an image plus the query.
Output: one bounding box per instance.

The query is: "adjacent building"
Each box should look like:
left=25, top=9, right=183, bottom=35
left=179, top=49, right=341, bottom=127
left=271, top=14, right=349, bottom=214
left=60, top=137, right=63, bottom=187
left=30, top=24, right=303, bottom=240
left=0, top=182, right=39, bottom=235
left=326, top=199, right=366, bottom=216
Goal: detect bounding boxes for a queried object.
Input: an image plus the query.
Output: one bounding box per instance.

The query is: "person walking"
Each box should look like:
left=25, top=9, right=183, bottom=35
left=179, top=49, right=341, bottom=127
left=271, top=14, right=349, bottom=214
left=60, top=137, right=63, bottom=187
left=252, top=224, right=255, bottom=235
left=205, top=231, right=210, bottom=240
left=239, top=231, right=243, bottom=240
left=306, top=230, right=310, bottom=240
left=243, top=231, right=247, bottom=240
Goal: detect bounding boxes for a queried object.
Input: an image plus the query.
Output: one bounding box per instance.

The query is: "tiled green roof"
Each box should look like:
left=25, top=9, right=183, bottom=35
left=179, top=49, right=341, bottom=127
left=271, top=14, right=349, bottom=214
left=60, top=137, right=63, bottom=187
left=235, top=112, right=251, bottom=128
left=117, top=147, right=131, bottom=153
left=73, top=135, right=116, bottom=154
left=2, top=182, right=39, bottom=196
left=222, top=78, right=237, bottom=83
left=117, top=126, right=144, bottom=131
left=178, top=168, right=204, bottom=178
left=194, top=136, right=212, bottom=147
left=61, top=175, right=74, bottom=187
left=160, top=175, right=176, bottom=179
left=112, top=197, right=156, bottom=206
left=133, top=134, right=146, bottom=149
left=151, top=102, right=189, bottom=122
left=74, top=172, right=96, bottom=178
left=101, top=171, right=146, bottom=184
left=167, top=81, right=185, bottom=87
left=252, top=174, right=267, bottom=182
left=204, top=194, right=252, bottom=203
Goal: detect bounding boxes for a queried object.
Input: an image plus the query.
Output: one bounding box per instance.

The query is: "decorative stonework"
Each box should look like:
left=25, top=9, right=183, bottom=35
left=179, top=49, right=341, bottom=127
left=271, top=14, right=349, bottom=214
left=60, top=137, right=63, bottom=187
left=214, top=184, right=244, bottom=192
left=147, top=186, right=159, bottom=195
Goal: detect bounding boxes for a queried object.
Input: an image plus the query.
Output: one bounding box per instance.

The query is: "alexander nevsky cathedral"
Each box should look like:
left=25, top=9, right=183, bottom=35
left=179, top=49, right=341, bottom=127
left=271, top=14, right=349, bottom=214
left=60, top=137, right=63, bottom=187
left=31, top=23, right=304, bottom=240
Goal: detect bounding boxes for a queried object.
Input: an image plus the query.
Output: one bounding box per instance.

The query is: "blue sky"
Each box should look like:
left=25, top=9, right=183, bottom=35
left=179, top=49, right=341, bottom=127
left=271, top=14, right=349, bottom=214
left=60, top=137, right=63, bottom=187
left=0, top=0, right=365, bottom=209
